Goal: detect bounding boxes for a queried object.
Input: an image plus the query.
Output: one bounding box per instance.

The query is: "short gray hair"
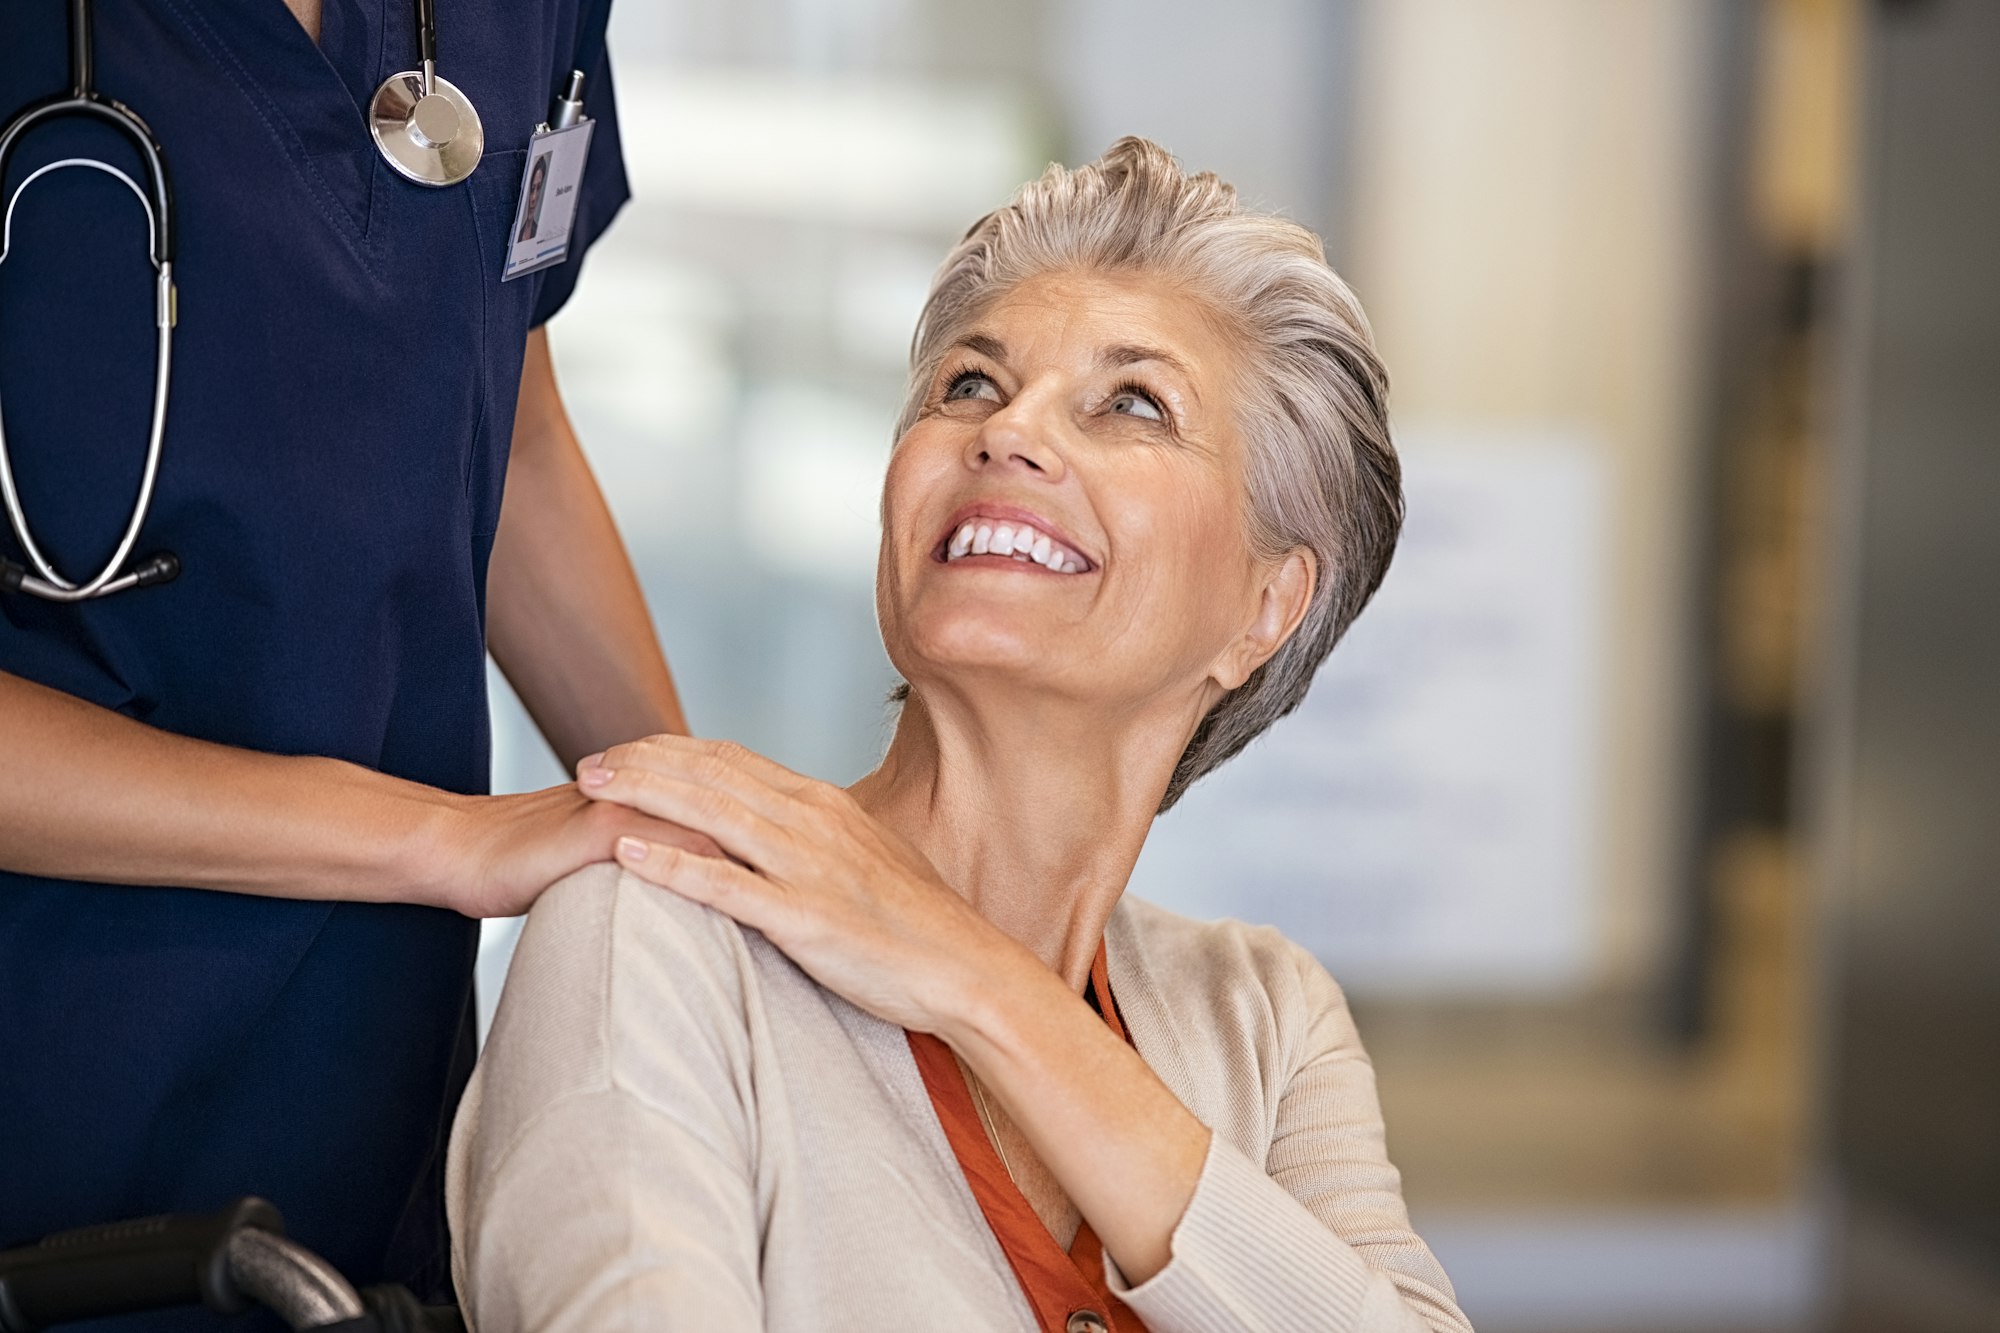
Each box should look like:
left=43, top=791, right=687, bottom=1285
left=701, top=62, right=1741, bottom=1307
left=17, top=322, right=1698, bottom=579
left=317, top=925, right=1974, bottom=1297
left=895, top=136, right=1401, bottom=812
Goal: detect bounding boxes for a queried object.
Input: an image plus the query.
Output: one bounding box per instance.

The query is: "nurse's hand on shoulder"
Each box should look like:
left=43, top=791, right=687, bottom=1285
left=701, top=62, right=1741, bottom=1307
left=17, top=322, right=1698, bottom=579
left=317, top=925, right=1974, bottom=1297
left=570, top=734, right=1038, bottom=1035
left=439, top=779, right=725, bottom=919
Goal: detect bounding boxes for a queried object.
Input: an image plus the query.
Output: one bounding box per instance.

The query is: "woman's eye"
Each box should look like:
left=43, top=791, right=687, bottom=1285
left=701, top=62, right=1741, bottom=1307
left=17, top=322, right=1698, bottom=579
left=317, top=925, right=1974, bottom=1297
left=1108, top=389, right=1164, bottom=422
left=945, top=372, right=1000, bottom=403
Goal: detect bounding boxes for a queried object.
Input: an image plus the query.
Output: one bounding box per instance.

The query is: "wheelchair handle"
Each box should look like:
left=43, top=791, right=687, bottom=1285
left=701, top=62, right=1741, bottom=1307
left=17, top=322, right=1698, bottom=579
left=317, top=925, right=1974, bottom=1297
left=0, top=1198, right=366, bottom=1331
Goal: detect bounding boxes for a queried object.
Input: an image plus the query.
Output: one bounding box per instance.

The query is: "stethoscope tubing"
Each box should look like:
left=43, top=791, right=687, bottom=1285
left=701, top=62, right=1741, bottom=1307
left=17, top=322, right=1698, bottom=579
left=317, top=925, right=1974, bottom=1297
left=0, top=0, right=178, bottom=601
left=0, top=1, right=175, bottom=264
left=0, top=160, right=174, bottom=601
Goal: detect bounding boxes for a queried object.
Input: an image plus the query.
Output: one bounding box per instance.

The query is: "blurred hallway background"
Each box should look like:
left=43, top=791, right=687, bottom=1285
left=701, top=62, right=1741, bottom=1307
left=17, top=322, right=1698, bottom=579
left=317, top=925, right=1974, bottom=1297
left=478, top=1, right=2000, bottom=1327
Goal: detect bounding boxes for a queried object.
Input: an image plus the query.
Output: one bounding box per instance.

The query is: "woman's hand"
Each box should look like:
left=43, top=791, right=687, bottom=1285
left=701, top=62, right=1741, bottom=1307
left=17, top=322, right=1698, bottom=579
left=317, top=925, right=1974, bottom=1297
left=574, top=734, right=1038, bottom=1033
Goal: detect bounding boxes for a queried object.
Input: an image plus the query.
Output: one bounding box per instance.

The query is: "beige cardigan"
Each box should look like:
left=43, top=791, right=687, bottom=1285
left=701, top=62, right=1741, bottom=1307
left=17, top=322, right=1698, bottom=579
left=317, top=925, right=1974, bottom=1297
left=447, top=864, right=1471, bottom=1333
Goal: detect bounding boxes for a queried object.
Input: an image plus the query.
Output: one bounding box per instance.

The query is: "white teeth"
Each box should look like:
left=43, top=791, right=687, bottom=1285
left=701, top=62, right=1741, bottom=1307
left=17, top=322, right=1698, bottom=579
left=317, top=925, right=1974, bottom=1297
left=943, top=516, right=1088, bottom=572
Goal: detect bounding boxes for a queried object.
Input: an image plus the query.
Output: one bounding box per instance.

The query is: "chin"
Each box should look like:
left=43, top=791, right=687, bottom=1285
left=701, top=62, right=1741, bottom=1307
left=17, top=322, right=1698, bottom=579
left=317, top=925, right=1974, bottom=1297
left=887, top=596, right=1064, bottom=692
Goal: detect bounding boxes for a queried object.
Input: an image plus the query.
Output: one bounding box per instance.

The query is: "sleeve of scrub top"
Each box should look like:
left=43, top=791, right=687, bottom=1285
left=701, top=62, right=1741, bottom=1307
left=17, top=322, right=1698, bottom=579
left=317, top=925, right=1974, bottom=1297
left=1106, top=946, right=1475, bottom=1333
left=530, top=12, right=631, bottom=328
left=448, top=866, right=763, bottom=1333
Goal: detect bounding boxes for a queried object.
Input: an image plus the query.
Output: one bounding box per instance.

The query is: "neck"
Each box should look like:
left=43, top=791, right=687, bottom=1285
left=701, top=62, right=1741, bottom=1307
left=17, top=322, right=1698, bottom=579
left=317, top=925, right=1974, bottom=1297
left=849, top=682, right=1199, bottom=992
left=282, top=0, right=323, bottom=44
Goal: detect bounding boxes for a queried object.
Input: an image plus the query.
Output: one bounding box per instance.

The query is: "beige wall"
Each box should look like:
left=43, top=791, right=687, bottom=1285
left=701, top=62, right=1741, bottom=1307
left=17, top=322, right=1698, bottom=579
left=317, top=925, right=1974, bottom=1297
left=1347, top=0, right=1708, bottom=985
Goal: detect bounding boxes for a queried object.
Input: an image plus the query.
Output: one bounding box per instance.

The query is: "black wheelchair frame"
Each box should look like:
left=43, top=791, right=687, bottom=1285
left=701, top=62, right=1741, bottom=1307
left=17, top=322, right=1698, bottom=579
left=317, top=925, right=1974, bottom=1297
left=0, top=1200, right=463, bottom=1332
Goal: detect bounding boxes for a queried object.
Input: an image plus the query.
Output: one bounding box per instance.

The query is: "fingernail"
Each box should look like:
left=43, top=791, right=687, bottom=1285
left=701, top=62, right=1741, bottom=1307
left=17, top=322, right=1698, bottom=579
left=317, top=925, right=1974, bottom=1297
left=616, top=836, right=648, bottom=863
left=580, top=767, right=612, bottom=788
left=579, top=752, right=605, bottom=771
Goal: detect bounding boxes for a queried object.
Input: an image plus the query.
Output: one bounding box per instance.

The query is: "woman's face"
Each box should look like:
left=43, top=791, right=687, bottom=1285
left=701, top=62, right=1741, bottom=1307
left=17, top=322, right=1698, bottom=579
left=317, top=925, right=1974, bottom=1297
left=878, top=269, right=1308, bottom=723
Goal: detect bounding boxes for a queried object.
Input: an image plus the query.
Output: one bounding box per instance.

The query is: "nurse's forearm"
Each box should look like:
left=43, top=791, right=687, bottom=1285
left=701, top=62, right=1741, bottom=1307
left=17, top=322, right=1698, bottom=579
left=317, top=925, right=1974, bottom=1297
left=0, top=670, right=465, bottom=902
left=0, top=670, right=693, bottom=915
left=487, top=329, right=688, bottom=769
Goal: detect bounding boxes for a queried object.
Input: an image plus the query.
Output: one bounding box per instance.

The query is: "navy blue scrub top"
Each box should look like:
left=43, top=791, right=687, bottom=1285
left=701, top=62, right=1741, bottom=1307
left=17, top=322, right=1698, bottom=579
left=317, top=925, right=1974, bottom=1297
left=0, top=0, right=628, bottom=1322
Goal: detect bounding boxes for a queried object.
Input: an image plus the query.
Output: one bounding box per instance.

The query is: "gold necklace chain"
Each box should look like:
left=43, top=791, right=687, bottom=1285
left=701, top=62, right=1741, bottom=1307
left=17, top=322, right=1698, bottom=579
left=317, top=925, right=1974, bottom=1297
left=968, top=1071, right=1018, bottom=1184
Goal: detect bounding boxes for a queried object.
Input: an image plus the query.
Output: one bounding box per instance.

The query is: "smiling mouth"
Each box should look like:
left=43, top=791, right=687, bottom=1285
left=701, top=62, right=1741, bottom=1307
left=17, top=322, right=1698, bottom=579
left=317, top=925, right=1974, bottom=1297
left=935, top=516, right=1092, bottom=574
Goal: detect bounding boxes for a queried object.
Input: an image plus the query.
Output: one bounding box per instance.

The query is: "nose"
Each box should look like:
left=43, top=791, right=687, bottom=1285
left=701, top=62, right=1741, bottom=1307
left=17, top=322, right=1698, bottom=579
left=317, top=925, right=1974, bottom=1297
left=963, top=393, right=1067, bottom=482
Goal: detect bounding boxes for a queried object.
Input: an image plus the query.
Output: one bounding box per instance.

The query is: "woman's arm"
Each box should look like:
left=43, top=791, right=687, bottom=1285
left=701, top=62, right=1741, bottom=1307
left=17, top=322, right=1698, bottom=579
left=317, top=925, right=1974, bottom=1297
left=0, top=669, right=702, bottom=917
left=937, top=952, right=1210, bottom=1281
left=579, top=735, right=1469, bottom=1331
left=461, top=1089, right=763, bottom=1332
left=486, top=329, right=689, bottom=771
left=1069, top=945, right=1471, bottom=1333
left=450, top=865, right=765, bottom=1332
left=1, top=332, right=701, bottom=916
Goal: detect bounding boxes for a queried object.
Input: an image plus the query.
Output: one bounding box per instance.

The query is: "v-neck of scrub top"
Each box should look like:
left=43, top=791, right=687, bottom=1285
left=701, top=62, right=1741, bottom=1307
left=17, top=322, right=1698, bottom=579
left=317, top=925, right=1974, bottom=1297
left=906, top=942, right=1153, bottom=1333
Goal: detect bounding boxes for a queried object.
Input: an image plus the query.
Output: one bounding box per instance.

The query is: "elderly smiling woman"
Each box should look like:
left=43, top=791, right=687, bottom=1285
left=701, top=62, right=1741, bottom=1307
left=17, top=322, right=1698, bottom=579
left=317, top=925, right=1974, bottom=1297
left=447, top=138, right=1470, bottom=1333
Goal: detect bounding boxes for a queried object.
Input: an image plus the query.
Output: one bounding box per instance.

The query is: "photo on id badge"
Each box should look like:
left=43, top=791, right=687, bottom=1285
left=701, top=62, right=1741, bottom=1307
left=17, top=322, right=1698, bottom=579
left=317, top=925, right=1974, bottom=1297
left=504, top=121, right=594, bottom=281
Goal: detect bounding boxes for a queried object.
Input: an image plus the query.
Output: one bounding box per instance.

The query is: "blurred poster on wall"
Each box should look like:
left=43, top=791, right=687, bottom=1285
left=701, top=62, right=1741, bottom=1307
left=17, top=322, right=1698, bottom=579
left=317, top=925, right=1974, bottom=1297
left=1130, top=431, right=1608, bottom=995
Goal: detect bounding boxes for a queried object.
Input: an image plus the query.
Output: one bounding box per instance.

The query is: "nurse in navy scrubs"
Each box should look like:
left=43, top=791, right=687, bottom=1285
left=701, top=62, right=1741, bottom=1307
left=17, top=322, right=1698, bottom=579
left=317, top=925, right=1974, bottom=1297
left=0, top=0, right=694, bottom=1323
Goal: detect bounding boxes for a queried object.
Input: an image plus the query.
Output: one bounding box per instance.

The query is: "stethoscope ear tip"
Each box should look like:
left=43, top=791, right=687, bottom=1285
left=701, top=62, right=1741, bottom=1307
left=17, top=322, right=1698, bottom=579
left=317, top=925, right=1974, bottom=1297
left=134, top=551, right=179, bottom=587
left=0, top=550, right=178, bottom=600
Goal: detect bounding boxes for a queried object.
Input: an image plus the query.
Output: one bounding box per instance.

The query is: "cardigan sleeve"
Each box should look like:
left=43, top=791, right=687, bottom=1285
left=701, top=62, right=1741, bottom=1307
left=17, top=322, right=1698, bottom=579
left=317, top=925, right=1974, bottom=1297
left=1107, top=943, right=1472, bottom=1333
left=451, top=867, right=766, bottom=1333
left=458, top=1088, right=764, bottom=1333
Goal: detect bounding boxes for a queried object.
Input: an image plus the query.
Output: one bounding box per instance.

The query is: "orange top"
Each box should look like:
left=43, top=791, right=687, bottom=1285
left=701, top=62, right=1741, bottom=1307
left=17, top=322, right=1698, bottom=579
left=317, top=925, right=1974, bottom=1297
left=906, top=943, right=1153, bottom=1333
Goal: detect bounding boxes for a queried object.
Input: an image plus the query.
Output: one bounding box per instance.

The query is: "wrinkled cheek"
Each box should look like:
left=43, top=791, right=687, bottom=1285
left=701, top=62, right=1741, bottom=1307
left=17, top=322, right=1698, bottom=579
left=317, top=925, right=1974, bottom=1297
left=879, top=444, right=918, bottom=537
left=1099, top=557, right=1221, bottom=691
left=1126, top=526, right=1258, bottom=684
left=875, top=448, right=925, bottom=658
left=879, top=443, right=939, bottom=572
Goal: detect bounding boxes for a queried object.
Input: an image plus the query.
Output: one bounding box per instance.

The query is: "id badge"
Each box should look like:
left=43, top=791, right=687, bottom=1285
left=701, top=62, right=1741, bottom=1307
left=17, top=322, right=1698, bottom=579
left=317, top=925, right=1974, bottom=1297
left=502, top=119, right=595, bottom=281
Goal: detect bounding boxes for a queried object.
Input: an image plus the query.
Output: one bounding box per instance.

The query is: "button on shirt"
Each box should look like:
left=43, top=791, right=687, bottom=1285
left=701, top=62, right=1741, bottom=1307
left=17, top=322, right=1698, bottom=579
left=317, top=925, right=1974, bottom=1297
left=0, top=0, right=628, bottom=1323
left=907, top=942, right=1154, bottom=1333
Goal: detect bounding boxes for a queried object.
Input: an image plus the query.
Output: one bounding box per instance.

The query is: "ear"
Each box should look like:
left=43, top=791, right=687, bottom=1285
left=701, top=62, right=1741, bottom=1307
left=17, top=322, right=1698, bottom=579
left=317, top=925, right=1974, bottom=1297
left=1212, top=547, right=1316, bottom=691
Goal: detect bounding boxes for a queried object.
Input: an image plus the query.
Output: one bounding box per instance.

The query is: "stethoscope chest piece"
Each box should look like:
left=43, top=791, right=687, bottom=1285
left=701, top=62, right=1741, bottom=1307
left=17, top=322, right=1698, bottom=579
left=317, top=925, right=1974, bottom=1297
left=369, top=67, right=483, bottom=187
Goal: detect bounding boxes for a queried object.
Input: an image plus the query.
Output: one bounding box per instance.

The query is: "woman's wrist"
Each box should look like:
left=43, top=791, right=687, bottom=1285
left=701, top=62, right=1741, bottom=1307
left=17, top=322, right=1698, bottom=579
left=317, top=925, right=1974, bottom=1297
left=929, top=941, right=1070, bottom=1067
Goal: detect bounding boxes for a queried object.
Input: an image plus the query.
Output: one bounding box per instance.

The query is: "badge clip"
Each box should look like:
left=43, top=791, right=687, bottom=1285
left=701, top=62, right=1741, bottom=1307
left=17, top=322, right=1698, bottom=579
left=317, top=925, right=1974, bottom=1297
left=503, top=70, right=595, bottom=282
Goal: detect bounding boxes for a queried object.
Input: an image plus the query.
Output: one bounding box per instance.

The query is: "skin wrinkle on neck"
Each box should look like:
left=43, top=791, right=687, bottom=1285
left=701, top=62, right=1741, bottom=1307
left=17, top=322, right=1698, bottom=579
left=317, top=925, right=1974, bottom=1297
left=850, top=683, right=1199, bottom=995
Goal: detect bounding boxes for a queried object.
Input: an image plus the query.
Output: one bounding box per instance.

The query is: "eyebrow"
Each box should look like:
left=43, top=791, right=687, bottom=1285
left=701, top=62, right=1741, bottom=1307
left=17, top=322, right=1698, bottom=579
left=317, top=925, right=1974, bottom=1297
left=949, top=334, right=1192, bottom=379
left=952, top=332, right=1008, bottom=361
left=1098, top=343, right=1194, bottom=379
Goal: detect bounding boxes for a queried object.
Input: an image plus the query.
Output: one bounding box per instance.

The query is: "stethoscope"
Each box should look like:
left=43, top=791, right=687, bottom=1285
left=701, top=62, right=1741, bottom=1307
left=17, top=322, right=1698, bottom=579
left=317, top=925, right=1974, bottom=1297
left=368, top=0, right=487, bottom=189
left=0, top=0, right=485, bottom=603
